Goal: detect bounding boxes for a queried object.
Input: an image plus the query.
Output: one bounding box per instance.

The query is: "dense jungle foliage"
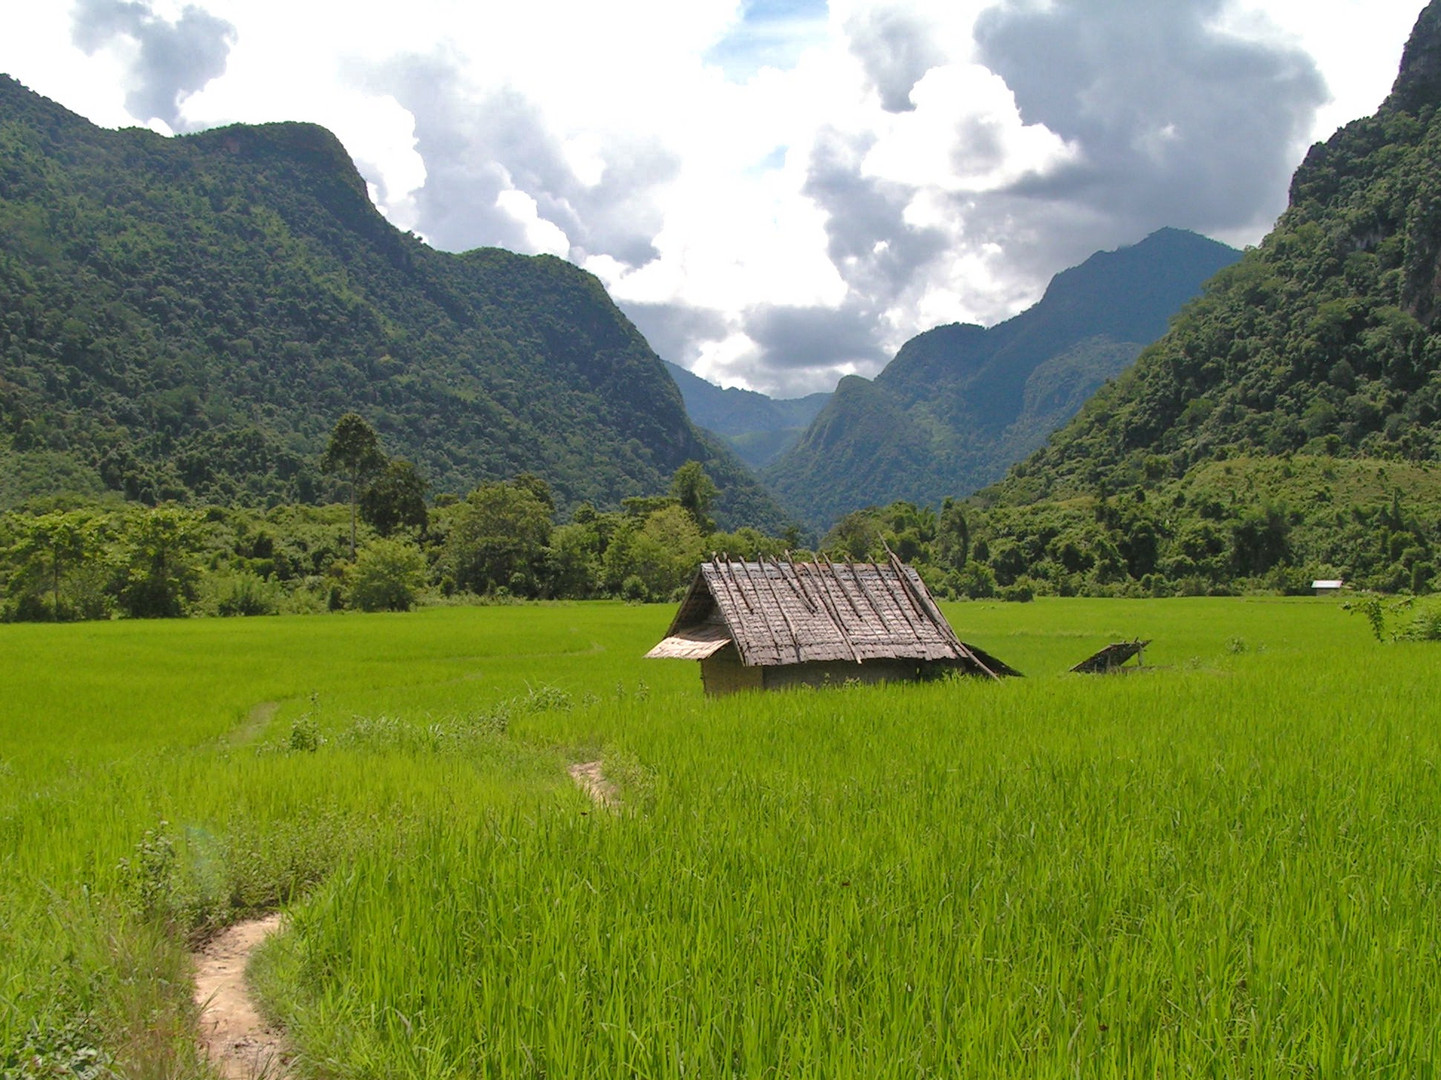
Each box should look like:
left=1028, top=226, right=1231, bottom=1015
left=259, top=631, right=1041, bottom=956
left=0, top=445, right=804, bottom=622
left=0, top=75, right=783, bottom=529
left=11, top=448, right=1437, bottom=624
left=822, top=455, right=1441, bottom=600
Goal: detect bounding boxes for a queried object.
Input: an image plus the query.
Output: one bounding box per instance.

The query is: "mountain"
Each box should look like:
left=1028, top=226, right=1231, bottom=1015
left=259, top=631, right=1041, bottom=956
left=0, top=76, right=785, bottom=529
left=990, top=0, right=1441, bottom=509
left=765, top=228, right=1240, bottom=530
left=921, top=0, right=1441, bottom=599
left=663, top=361, right=830, bottom=469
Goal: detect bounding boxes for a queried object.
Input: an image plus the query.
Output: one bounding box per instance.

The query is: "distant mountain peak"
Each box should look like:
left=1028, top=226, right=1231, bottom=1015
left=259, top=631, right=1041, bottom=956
left=765, top=227, right=1239, bottom=529
left=1384, top=0, right=1441, bottom=114
left=664, top=361, right=830, bottom=470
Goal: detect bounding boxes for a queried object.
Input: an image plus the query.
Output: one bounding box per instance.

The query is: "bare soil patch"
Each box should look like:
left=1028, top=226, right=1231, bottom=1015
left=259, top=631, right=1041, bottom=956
left=568, top=760, right=618, bottom=809
left=230, top=701, right=279, bottom=747
left=193, top=914, right=290, bottom=1079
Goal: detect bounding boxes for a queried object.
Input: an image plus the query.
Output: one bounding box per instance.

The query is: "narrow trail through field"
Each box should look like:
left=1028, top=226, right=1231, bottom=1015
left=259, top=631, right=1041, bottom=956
left=193, top=914, right=290, bottom=1079
left=569, top=760, right=618, bottom=809
left=189, top=756, right=609, bottom=1076
left=230, top=701, right=279, bottom=746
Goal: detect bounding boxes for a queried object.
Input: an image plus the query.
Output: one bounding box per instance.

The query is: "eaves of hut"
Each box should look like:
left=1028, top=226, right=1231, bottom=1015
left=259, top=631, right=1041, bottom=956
left=646, top=554, right=1019, bottom=695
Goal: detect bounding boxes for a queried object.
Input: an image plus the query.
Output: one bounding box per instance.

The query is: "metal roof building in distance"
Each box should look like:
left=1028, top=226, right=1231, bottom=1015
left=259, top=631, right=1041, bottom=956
left=646, top=551, right=1020, bottom=696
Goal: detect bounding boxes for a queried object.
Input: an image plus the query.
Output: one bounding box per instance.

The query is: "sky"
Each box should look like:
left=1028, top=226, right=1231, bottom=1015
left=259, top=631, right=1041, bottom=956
left=0, top=0, right=1427, bottom=396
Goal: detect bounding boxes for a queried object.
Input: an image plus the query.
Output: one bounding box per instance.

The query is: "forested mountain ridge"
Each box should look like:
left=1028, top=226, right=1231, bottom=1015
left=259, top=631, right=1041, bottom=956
left=0, top=75, right=785, bottom=528
left=663, top=361, right=830, bottom=469
left=990, top=0, right=1441, bottom=507
left=765, top=228, right=1240, bottom=530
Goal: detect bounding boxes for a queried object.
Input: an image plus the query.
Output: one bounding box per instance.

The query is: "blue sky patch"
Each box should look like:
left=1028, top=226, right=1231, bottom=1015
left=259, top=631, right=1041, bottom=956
left=705, top=0, right=831, bottom=81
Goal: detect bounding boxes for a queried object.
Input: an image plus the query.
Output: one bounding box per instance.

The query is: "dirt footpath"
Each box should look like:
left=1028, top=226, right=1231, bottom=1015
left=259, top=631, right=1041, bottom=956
left=193, top=914, right=290, bottom=1079
left=190, top=757, right=611, bottom=1077
left=568, top=760, right=618, bottom=808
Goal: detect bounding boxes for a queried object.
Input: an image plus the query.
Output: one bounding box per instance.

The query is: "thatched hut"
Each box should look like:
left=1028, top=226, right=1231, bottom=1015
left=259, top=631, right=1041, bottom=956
left=645, top=553, right=1019, bottom=695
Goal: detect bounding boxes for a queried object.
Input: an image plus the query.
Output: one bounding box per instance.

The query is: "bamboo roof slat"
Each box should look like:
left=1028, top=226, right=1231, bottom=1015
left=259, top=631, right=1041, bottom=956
left=742, top=558, right=803, bottom=664
left=800, top=559, right=863, bottom=664
left=868, top=558, right=924, bottom=638
left=843, top=559, right=895, bottom=632
left=819, top=555, right=867, bottom=623
left=771, top=556, right=819, bottom=614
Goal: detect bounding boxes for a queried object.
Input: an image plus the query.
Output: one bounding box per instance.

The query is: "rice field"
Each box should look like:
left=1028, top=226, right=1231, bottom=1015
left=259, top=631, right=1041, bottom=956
left=3, top=598, right=1439, bottom=1077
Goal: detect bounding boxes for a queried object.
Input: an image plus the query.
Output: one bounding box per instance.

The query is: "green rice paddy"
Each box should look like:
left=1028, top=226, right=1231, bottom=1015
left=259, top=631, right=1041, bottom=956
left=3, top=598, right=1438, bottom=1077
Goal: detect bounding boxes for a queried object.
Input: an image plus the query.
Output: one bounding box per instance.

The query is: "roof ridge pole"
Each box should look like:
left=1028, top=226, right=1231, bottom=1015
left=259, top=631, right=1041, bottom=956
left=881, top=540, right=933, bottom=629
left=818, top=554, right=868, bottom=663
left=753, top=558, right=805, bottom=663
left=737, top=557, right=789, bottom=664
left=868, top=556, right=923, bottom=636
left=808, top=557, right=862, bottom=664
left=771, top=555, right=818, bottom=614
left=880, top=543, right=999, bottom=680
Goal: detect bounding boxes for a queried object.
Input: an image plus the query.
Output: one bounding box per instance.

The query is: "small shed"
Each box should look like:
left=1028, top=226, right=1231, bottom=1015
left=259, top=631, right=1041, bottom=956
left=1070, top=639, right=1150, bottom=674
left=1311, top=579, right=1345, bottom=596
left=645, top=553, right=1019, bottom=695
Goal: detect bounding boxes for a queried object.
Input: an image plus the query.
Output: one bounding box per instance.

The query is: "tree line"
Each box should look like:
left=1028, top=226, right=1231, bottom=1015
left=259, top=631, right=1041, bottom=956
left=5, top=414, right=1436, bottom=622
left=0, top=414, right=799, bottom=620
left=827, top=455, right=1441, bottom=601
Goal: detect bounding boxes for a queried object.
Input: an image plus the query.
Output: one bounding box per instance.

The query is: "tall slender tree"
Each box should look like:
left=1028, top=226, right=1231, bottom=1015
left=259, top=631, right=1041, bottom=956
left=11, top=509, right=104, bottom=620
left=670, top=461, right=718, bottom=533
left=322, top=413, right=385, bottom=558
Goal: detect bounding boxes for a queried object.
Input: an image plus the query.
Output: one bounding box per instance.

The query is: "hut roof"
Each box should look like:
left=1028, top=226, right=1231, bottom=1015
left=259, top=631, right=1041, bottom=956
left=646, top=554, right=1014, bottom=678
left=1070, top=639, right=1150, bottom=674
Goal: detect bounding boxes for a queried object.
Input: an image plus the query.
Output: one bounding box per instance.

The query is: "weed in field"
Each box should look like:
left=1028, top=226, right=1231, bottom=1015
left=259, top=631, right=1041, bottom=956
left=1339, top=591, right=1441, bottom=642
left=520, top=683, right=573, bottom=713
left=1400, top=599, right=1441, bottom=641
left=288, top=714, right=323, bottom=752
left=117, top=821, right=178, bottom=921
left=4, top=1011, right=113, bottom=1080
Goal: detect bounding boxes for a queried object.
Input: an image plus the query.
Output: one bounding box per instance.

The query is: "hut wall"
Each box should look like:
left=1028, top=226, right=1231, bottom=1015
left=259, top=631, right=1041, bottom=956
left=700, top=654, right=968, bottom=697
left=700, top=648, right=764, bottom=697
left=761, top=659, right=930, bottom=692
